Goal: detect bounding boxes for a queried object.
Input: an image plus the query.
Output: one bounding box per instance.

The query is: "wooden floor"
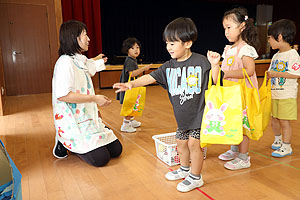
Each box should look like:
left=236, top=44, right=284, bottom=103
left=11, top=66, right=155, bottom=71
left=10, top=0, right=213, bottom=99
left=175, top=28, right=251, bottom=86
left=1, top=79, right=300, bottom=200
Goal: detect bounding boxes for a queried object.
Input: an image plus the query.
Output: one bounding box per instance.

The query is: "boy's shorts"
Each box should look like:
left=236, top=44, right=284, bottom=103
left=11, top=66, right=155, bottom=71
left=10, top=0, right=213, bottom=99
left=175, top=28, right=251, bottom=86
left=176, top=128, right=200, bottom=140
left=272, top=98, right=297, bottom=120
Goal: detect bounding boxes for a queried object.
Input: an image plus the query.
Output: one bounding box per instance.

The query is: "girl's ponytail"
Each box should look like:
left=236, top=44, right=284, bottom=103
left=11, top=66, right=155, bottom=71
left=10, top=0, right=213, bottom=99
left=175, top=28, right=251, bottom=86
left=242, top=17, right=260, bottom=51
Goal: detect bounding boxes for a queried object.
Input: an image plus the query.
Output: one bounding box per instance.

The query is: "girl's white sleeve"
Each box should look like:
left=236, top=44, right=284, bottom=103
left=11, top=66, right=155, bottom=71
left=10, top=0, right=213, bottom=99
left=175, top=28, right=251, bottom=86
left=238, top=45, right=258, bottom=59
left=221, top=46, right=227, bottom=59
left=54, top=57, right=75, bottom=99
left=86, top=59, right=106, bottom=76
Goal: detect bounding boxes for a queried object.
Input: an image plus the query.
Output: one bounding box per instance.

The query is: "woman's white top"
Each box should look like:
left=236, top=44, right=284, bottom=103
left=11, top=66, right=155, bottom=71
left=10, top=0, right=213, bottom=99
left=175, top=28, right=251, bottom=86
left=52, top=53, right=117, bottom=154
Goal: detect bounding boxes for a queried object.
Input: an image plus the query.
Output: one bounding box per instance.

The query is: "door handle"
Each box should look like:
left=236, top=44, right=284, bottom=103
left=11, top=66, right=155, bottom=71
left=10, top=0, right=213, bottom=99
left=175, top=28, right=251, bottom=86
left=12, top=51, right=22, bottom=55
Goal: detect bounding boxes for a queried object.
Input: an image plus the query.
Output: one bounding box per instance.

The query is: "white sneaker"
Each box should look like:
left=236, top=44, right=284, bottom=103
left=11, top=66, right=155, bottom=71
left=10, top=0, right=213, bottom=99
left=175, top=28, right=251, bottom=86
left=165, top=168, right=190, bottom=181
left=218, top=150, right=239, bottom=161
left=177, top=175, right=204, bottom=192
left=120, top=124, right=136, bottom=133
left=130, top=120, right=141, bottom=128
left=272, top=146, right=292, bottom=157
left=224, top=157, right=251, bottom=170
left=271, top=139, right=282, bottom=150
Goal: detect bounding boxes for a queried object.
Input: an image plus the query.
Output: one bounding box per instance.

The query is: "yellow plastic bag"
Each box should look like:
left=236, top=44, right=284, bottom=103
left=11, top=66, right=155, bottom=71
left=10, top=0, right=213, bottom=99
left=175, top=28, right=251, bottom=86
left=200, top=70, right=243, bottom=148
left=259, top=71, right=271, bottom=131
left=224, top=69, right=264, bottom=140
left=223, top=79, right=245, bottom=108
left=241, top=69, right=263, bottom=140
left=120, top=73, right=146, bottom=117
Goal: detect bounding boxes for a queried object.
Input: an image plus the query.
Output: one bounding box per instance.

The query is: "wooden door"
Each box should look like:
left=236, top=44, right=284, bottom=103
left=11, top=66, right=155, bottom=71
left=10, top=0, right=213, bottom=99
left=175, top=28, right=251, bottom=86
left=0, top=3, right=52, bottom=95
left=0, top=45, right=4, bottom=115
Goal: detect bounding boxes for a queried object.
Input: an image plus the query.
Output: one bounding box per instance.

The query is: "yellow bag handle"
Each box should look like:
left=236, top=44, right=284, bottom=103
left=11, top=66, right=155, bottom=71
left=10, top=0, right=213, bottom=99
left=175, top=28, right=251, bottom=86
left=208, top=68, right=222, bottom=89
left=262, top=71, right=269, bottom=87
left=208, top=70, right=212, bottom=89
left=127, top=72, right=136, bottom=82
left=242, top=68, right=255, bottom=88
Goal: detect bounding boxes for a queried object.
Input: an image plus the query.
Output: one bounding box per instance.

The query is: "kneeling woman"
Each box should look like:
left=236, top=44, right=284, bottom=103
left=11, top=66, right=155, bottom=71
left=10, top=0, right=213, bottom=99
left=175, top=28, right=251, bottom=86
left=52, top=20, right=122, bottom=166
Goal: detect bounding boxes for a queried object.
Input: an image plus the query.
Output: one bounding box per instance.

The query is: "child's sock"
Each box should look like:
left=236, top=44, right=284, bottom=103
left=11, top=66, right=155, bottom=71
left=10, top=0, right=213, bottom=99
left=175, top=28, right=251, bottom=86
left=170, top=165, right=190, bottom=176
left=238, top=152, right=249, bottom=161
left=180, top=165, right=190, bottom=172
left=231, top=145, right=239, bottom=152
left=189, top=173, right=201, bottom=180
left=123, top=119, right=130, bottom=126
left=274, top=135, right=282, bottom=142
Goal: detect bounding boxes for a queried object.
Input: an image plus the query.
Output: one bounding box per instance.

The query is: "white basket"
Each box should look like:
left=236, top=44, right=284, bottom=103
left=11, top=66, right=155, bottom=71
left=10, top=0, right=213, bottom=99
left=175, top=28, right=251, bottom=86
left=152, top=132, right=180, bottom=166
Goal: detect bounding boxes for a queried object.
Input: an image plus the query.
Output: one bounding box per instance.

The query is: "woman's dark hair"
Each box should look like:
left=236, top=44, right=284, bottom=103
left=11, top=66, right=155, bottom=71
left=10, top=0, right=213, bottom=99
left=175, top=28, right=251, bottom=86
left=163, top=17, right=198, bottom=42
left=121, top=37, right=141, bottom=54
left=58, top=20, right=87, bottom=56
left=223, top=7, right=260, bottom=50
left=268, top=19, right=296, bottom=45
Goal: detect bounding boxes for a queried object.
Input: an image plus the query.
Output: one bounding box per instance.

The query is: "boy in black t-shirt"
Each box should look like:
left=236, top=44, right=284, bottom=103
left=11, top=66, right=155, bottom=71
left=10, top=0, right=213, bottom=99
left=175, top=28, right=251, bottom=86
left=114, top=17, right=214, bottom=192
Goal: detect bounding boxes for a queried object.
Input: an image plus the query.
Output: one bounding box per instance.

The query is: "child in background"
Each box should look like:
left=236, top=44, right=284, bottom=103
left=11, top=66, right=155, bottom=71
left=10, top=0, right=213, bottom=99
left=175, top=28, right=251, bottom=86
left=116, top=37, right=151, bottom=132
left=207, top=7, right=259, bottom=170
left=114, top=17, right=212, bottom=192
left=267, top=19, right=300, bottom=157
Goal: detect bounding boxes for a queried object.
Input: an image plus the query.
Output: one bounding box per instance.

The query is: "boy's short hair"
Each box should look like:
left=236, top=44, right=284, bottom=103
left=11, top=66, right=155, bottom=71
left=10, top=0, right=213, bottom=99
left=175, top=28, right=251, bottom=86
left=163, top=17, right=198, bottom=42
left=268, top=19, right=296, bottom=45
left=58, top=20, right=87, bottom=56
left=121, top=37, right=141, bottom=54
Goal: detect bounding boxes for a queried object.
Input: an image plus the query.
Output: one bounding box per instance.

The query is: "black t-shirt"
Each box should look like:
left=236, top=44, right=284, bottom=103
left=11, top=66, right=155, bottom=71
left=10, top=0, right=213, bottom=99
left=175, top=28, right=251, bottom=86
left=150, top=53, right=211, bottom=130
left=116, top=56, right=138, bottom=104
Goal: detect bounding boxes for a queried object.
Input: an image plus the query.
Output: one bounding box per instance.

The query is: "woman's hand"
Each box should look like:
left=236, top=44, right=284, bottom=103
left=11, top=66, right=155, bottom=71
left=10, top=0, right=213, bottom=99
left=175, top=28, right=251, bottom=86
left=113, top=82, right=133, bottom=93
left=93, top=95, right=111, bottom=107
left=92, top=53, right=108, bottom=63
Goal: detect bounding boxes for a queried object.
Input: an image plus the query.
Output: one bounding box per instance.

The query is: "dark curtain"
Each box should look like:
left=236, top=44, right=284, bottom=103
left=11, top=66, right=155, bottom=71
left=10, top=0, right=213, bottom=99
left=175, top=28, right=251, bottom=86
left=61, top=0, right=102, bottom=58
left=100, top=1, right=257, bottom=64
left=272, top=2, right=300, bottom=46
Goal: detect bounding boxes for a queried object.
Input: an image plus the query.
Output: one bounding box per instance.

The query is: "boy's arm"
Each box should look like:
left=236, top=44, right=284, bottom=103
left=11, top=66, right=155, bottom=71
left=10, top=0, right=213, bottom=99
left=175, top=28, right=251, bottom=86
left=267, top=71, right=300, bottom=79
left=113, top=74, right=156, bottom=93
left=268, top=59, right=300, bottom=79
left=131, top=64, right=152, bottom=77
left=131, top=74, right=156, bottom=87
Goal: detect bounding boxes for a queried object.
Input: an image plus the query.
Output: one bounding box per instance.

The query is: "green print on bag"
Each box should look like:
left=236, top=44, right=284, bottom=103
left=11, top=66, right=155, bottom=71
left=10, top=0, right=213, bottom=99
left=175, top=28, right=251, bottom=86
left=242, top=109, right=250, bottom=131
left=203, top=101, right=228, bottom=136
left=242, top=108, right=254, bottom=133
left=133, top=94, right=143, bottom=112
left=206, top=121, right=224, bottom=134
left=226, top=129, right=238, bottom=138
